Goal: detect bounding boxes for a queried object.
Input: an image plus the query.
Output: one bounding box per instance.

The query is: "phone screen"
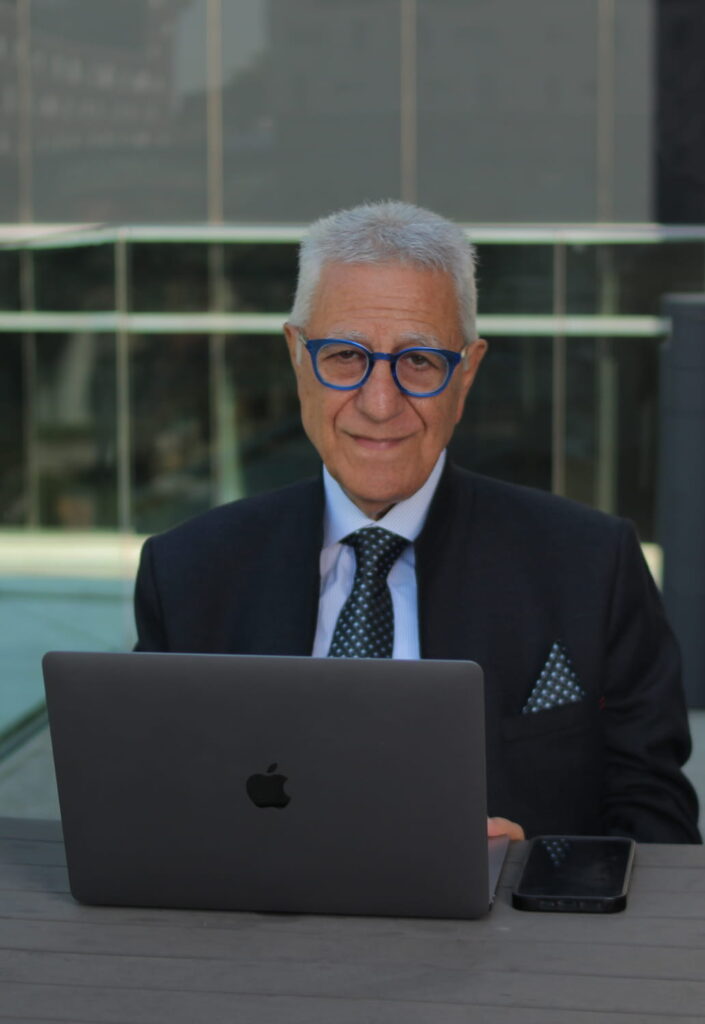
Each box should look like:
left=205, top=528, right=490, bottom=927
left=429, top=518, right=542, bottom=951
left=512, top=836, right=635, bottom=912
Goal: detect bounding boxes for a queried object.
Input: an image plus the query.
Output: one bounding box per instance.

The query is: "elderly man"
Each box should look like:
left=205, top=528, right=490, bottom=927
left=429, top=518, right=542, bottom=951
left=134, top=201, right=700, bottom=843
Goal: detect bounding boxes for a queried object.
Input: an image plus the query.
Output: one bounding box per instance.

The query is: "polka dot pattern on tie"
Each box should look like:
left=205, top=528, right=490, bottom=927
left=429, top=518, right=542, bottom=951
left=328, top=527, right=409, bottom=659
left=522, top=640, right=585, bottom=713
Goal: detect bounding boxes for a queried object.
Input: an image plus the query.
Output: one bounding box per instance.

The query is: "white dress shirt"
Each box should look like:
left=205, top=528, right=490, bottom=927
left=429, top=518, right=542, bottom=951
left=312, top=451, right=446, bottom=658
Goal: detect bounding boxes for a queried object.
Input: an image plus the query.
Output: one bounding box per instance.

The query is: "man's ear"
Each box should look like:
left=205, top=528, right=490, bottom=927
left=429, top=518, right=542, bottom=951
left=454, top=338, right=488, bottom=422
left=283, top=322, right=302, bottom=368
left=463, top=338, right=488, bottom=379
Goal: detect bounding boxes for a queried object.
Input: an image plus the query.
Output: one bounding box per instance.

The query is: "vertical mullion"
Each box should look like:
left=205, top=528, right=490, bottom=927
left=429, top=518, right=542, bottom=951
left=551, top=243, right=567, bottom=496
left=115, top=235, right=131, bottom=532
left=400, top=0, right=417, bottom=203
left=596, top=0, right=616, bottom=222
left=208, top=242, right=243, bottom=505
left=20, top=247, right=38, bottom=527
left=206, top=0, right=224, bottom=224
left=17, top=0, right=33, bottom=224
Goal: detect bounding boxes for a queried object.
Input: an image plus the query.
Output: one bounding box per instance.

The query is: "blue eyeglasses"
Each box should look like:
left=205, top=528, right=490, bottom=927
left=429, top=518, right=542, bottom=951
left=297, top=333, right=469, bottom=398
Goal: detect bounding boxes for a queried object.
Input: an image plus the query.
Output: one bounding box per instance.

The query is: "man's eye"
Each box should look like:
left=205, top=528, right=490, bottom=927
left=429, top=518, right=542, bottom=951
left=321, top=346, right=365, bottom=363
left=408, top=352, right=432, bottom=367
left=401, top=350, right=445, bottom=370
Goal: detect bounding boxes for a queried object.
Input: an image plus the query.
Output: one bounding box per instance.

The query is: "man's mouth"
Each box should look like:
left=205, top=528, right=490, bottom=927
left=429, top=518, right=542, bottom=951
left=348, top=434, right=410, bottom=451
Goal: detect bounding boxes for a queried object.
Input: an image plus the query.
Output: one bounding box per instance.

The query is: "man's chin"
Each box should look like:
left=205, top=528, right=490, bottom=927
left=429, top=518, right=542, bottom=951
left=338, top=471, right=415, bottom=519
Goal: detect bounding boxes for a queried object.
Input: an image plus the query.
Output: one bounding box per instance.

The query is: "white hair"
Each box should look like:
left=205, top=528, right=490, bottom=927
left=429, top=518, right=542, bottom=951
left=289, top=200, right=478, bottom=343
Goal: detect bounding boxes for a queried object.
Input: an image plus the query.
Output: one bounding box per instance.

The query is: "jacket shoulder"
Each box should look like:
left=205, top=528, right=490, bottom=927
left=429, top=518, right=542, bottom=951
left=449, top=464, right=628, bottom=541
left=145, top=476, right=322, bottom=557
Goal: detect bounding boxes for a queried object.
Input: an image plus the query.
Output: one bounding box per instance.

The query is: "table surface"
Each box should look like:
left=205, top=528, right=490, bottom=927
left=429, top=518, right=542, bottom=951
left=2, top=818, right=705, bottom=1024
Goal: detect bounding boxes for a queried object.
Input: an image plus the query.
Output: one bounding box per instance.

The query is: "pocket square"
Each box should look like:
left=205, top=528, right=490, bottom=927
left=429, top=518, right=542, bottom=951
left=522, top=641, right=585, bottom=714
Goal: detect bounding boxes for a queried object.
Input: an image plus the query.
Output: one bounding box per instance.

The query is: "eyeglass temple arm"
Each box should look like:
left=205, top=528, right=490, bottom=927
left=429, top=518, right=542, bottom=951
left=294, top=329, right=304, bottom=366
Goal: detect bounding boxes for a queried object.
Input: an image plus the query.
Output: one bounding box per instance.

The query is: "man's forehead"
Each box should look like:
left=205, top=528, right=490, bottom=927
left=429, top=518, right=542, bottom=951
left=307, top=261, right=461, bottom=337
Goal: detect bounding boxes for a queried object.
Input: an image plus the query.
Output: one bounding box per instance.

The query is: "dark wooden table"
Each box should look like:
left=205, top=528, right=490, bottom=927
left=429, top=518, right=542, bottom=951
left=2, top=817, right=705, bottom=1023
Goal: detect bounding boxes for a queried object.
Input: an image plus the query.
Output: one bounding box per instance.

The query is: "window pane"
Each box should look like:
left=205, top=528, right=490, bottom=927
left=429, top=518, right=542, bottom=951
left=451, top=336, right=552, bottom=491
left=563, top=335, right=659, bottom=540
left=130, top=334, right=211, bottom=533
left=567, top=243, right=705, bottom=315
left=0, top=334, right=25, bottom=524
left=34, top=244, right=115, bottom=311
left=476, top=245, right=553, bottom=315
left=223, top=244, right=298, bottom=313
left=565, top=337, right=597, bottom=508
left=614, top=336, right=660, bottom=539
left=224, top=334, right=317, bottom=494
left=0, top=249, right=22, bottom=311
left=0, top=0, right=19, bottom=220
left=224, top=0, right=402, bottom=220
left=34, top=333, right=117, bottom=527
left=129, top=244, right=209, bottom=313
left=29, top=0, right=208, bottom=221
left=417, top=0, right=600, bottom=221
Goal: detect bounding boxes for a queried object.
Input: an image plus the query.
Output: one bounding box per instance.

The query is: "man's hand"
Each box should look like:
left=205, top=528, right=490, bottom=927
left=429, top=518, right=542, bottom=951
left=487, top=816, right=525, bottom=841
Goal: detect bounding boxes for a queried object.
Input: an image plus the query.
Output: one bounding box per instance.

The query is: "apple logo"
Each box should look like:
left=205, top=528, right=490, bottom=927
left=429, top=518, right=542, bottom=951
left=246, top=763, right=291, bottom=809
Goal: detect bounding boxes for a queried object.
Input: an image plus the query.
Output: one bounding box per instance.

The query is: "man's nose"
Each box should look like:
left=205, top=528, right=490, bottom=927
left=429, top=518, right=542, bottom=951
left=354, top=359, right=406, bottom=420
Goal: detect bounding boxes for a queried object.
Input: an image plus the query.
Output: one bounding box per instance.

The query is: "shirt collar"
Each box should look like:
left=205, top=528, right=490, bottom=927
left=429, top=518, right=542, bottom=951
left=322, top=450, right=446, bottom=546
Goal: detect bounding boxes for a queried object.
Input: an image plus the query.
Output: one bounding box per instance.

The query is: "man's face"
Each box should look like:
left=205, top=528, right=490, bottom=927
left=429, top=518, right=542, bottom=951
left=285, top=262, right=487, bottom=519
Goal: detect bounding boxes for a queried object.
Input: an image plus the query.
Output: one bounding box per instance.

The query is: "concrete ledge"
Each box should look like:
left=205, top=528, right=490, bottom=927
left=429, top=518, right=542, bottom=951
left=0, top=531, right=145, bottom=580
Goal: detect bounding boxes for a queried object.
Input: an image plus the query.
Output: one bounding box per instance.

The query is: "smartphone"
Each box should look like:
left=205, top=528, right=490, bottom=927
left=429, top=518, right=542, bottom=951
left=512, top=835, right=636, bottom=913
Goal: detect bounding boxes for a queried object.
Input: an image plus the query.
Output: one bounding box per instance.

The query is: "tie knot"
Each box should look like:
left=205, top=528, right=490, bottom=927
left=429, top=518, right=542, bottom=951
left=343, top=527, right=408, bottom=578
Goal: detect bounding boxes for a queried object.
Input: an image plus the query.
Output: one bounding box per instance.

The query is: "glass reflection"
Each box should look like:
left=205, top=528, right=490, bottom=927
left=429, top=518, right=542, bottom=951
left=130, top=244, right=209, bottom=313
left=567, top=244, right=705, bottom=316
left=29, top=0, right=208, bottom=222
left=565, top=338, right=597, bottom=509
left=224, top=333, right=317, bottom=494
left=223, top=244, right=298, bottom=313
left=476, top=246, right=553, bottom=315
left=130, top=334, right=211, bottom=534
left=0, top=0, right=18, bottom=220
left=223, top=0, right=402, bottom=220
left=613, top=336, right=659, bottom=539
left=0, top=250, right=21, bottom=311
left=34, top=332, right=117, bottom=527
left=34, top=244, right=115, bottom=311
left=0, top=334, right=25, bottom=525
left=417, top=0, right=602, bottom=221
left=450, top=336, right=552, bottom=491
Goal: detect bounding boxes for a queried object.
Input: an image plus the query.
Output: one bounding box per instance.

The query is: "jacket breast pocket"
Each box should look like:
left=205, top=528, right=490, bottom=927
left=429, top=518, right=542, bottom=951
left=501, top=699, right=589, bottom=742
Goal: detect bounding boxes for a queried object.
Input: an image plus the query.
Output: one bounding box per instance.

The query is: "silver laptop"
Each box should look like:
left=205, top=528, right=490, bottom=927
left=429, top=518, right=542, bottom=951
left=42, top=651, right=508, bottom=919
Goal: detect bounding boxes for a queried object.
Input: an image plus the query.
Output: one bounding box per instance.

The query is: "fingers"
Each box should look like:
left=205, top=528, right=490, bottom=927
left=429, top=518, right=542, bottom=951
left=487, top=816, right=525, bottom=841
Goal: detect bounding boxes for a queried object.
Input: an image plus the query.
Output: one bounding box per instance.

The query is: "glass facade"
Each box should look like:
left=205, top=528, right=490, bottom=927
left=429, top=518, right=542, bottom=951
left=4, top=225, right=704, bottom=542
left=0, top=0, right=662, bottom=225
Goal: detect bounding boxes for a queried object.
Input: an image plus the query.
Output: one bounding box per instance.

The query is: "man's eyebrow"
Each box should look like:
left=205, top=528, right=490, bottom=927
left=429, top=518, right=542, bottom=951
left=321, top=329, right=443, bottom=349
left=399, top=331, right=443, bottom=348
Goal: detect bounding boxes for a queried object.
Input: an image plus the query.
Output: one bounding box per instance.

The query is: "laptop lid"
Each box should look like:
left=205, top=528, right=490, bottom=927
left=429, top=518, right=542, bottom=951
left=43, top=651, right=507, bottom=919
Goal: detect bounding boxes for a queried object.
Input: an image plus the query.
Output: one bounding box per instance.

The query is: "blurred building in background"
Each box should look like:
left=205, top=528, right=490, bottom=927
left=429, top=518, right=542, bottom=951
left=1, top=0, right=705, bottom=745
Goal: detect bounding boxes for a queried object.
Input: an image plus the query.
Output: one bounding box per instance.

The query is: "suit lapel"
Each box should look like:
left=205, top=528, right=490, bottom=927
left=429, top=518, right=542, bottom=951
left=415, top=462, right=508, bottom=793
left=416, top=462, right=484, bottom=662
left=232, top=477, right=324, bottom=656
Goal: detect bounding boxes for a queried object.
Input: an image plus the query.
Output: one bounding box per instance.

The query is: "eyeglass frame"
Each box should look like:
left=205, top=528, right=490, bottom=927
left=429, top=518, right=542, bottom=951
left=296, top=331, right=471, bottom=399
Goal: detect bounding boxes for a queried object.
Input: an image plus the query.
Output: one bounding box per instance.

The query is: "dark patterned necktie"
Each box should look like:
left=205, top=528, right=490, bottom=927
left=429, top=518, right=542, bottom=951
left=328, top=527, right=409, bottom=658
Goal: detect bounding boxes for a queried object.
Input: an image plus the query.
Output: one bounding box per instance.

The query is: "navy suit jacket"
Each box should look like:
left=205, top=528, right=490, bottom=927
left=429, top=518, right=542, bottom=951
left=134, top=462, right=700, bottom=843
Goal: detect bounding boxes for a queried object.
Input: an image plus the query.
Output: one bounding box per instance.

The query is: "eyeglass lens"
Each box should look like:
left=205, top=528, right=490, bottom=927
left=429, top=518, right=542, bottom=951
left=315, top=342, right=450, bottom=394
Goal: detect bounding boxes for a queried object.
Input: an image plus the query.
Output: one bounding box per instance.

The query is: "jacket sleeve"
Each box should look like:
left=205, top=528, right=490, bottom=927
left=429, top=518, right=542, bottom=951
left=133, top=537, right=168, bottom=652
left=601, top=521, right=700, bottom=842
